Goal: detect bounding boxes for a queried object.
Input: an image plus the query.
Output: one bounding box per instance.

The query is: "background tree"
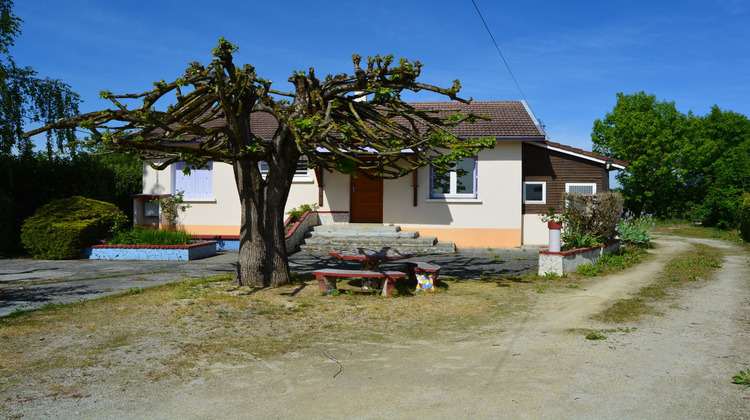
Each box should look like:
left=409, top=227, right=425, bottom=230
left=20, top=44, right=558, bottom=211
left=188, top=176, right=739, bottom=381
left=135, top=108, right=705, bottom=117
left=0, top=0, right=79, bottom=156
left=688, top=106, right=750, bottom=228
left=27, top=39, right=495, bottom=288
left=593, top=92, right=750, bottom=229
left=591, top=92, right=691, bottom=218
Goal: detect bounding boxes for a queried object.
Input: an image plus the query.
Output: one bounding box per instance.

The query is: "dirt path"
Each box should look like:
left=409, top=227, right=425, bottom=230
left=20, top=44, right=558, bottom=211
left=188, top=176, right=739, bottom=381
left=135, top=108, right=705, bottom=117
left=6, top=235, right=750, bottom=419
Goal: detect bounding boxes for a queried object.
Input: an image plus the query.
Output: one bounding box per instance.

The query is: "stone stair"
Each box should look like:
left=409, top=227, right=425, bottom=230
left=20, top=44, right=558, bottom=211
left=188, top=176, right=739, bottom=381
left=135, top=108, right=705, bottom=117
left=298, top=224, right=456, bottom=255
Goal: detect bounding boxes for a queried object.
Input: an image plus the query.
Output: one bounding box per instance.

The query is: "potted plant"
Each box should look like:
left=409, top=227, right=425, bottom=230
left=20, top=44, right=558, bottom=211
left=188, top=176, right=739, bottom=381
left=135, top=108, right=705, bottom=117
left=540, top=207, right=563, bottom=229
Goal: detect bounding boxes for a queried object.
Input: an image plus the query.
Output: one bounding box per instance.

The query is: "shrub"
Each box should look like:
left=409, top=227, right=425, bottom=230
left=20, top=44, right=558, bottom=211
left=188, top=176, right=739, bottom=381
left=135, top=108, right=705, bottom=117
left=741, top=193, right=750, bottom=243
left=562, top=192, right=624, bottom=250
left=150, top=191, right=190, bottom=229
left=20, top=196, right=127, bottom=259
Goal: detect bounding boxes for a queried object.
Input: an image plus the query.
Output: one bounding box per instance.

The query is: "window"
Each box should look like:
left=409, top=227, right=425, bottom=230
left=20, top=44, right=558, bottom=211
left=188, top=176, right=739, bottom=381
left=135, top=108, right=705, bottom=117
left=259, top=157, right=311, bottom=180
left=566, top=183, right=597, bottom=195
left=174, top=161, right=213, bottom=199
left=430, top=157, right=477, bottom=199
left=523, top=181, right=546, bottom=204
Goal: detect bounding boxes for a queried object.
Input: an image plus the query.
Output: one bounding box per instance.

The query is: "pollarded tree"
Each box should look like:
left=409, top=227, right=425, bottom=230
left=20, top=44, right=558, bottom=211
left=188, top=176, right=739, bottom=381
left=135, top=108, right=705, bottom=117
left=0, top=0, right=79, bottom=156
left=27, top=39, right=494, bottom=288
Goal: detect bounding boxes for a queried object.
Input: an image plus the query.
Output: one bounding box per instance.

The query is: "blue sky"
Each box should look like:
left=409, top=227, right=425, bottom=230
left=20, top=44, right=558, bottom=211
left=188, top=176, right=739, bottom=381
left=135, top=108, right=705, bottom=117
left=13, top=0, right=750, bottom=154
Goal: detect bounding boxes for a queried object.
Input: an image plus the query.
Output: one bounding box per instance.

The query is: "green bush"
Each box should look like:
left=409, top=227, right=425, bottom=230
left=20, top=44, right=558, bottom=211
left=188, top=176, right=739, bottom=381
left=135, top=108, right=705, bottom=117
left=0, top=151, right=142, bottom=254
left=20, top=196, right=127, bottom=259
left=741, top=193, right=750, bottom=243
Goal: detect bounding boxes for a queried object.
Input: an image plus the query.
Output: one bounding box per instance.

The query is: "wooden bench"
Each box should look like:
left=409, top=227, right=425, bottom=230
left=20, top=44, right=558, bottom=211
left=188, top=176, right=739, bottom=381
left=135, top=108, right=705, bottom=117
left=311, top=269, right=408, bottom=297
left=405, top=262, right=441, bottom=292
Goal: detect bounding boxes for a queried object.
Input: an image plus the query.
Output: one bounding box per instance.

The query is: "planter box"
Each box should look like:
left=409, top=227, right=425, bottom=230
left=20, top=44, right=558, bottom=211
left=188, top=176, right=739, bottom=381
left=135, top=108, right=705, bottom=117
left=189, top=211, right=321, bottom=253
left=82, top=241, right=217, bottom=261
left=538, top=240, right=620, bottom=276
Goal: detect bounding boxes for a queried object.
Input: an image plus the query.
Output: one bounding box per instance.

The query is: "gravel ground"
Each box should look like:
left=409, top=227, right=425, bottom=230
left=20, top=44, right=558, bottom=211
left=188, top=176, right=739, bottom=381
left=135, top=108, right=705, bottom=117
left=2, top=235, right=749, bottom=419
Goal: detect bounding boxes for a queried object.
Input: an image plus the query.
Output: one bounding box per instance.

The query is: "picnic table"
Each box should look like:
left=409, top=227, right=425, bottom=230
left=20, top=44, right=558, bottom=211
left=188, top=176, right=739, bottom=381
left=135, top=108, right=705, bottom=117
left=310, top=247, right=412, bottom=296
left=312, top=247, right=441, bottom=296
left=328, top=247, right=413, bottom=291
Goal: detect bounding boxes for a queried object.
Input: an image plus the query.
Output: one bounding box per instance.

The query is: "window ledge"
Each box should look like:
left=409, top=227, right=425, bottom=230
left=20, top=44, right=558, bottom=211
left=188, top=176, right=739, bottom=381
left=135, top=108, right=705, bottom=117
left=183, top=198, right=217, bottom=203
left=292, top=177, right=314, bottom=184
left=425, top=198, right=483, bottom=204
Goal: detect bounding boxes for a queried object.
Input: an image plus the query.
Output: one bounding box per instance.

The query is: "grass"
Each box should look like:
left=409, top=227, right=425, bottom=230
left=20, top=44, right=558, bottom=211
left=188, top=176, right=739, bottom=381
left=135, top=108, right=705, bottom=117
left=575, top=245, right=651, bottom=277
left=0, top=272, right=538, bottom=397
left=655, top=220, right=749, bottom=249
left=106, top=227, right=193, bottom=246
left=592, top=243, right=723, bottom=324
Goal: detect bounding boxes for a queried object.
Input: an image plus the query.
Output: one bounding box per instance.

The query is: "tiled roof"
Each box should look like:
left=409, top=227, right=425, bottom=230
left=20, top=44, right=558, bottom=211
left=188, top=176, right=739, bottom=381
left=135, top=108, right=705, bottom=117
left=409, top=101, right=545, bottom=138
left=241, top=100, right=546, bottom=140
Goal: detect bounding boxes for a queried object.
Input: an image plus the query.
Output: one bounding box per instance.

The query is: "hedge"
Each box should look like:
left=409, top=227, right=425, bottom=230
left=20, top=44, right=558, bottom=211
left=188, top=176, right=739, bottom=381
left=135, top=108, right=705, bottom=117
left=20, top=196, right=127, bottom=259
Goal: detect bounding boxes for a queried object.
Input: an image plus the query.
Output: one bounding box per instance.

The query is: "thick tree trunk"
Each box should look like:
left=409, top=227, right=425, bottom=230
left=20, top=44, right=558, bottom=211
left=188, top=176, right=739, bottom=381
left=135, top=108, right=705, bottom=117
left=231, top=159, right=293, bottom=288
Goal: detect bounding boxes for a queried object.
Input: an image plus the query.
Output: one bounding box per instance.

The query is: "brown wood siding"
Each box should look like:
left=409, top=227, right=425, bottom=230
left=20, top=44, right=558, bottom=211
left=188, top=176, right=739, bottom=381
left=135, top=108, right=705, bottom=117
left=522, top=143, right=608, bottom=214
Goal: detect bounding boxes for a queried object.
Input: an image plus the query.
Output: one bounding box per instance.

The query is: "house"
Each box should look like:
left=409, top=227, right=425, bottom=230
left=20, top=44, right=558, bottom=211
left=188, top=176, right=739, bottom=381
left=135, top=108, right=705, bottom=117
left=132, top=101, right=626, bottom=248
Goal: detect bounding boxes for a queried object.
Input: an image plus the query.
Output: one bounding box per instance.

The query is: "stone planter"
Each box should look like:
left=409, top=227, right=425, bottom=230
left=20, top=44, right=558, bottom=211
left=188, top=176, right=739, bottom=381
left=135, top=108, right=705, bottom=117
left=81, top=241, right=217, bottom=261
left=538, top=240, right=620, bottom=276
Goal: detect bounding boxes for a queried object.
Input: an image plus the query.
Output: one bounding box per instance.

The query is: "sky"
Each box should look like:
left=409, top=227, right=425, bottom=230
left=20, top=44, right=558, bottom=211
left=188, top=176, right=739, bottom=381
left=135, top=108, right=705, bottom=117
left=12, top=0, right=750, bottom=155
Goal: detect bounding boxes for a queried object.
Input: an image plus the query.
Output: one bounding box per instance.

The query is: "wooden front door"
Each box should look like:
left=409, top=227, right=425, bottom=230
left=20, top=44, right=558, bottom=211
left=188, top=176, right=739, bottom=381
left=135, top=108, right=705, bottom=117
left=350, top=172, right=383, bottom=223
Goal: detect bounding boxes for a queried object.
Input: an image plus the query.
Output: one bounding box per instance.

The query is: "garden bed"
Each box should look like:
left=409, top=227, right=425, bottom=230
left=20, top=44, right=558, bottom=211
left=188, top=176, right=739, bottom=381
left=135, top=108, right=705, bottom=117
left=81, top=241, right=217, bottom=261
left=538, top=240, right=620, bottom=276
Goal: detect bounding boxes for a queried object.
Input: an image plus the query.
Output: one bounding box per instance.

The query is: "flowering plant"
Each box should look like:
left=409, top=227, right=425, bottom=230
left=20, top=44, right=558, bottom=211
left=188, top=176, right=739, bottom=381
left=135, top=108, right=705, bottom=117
left=617, top=211, right=655, bottom=245
left=539, top=207, right=563, bottom=224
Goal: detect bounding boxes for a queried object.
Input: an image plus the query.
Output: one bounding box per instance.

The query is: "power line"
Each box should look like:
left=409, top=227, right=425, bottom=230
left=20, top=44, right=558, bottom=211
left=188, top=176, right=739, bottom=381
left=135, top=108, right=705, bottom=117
left=470, top=0, right=529, bottom=104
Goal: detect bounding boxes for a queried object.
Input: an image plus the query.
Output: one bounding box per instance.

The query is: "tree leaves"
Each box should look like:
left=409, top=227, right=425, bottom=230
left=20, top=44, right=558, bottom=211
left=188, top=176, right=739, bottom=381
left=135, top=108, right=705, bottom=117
left=592, top=91, right=750, bottom=227
left=0, top=0, right=79, bottom=157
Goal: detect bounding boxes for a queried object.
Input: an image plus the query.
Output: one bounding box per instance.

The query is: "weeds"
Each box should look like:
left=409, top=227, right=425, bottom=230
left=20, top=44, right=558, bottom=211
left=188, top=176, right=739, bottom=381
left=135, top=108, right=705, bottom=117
left=594, top=243, right=723, bottom=323
left=732, top=370, right=750, bottom=387
left=576, top=245, right=649, bottom=277
left=585, top=332, right=607, bottom=340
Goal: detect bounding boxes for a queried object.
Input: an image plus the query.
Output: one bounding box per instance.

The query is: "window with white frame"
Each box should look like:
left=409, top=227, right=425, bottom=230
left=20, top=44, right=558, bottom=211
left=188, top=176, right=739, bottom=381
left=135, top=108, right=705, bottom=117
left=174, top=161, right=213, bottom=199
left=430, top=157, right=478, bottom=199
left=523, top=181, right=546, bottom=204
left=258, top=156, right=311, bottom=180
left=566, top=183, right=597, bottom=195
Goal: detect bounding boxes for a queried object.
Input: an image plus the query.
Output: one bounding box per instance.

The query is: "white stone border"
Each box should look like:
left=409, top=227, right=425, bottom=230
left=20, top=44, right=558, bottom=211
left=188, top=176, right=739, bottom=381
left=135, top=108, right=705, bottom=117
left=538, top=241, right=620, bottom=276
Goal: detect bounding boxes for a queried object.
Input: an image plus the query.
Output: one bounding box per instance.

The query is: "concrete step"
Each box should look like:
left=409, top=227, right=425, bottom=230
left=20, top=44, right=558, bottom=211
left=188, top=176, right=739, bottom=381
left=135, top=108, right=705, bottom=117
left=306, top=230, right=420, bottom=240
left=297, top=223, right=456, bottom=255
left=299, top=241, right=456, bottom=255
left=311, top=224, right=402, bottom=234
left=303, top=235, right=437, bottom=247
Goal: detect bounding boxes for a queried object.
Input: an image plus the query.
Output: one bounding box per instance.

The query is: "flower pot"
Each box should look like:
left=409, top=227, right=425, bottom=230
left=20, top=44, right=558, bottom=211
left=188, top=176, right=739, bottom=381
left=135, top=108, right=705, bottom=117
left=547, top=221, right=563, bottom=230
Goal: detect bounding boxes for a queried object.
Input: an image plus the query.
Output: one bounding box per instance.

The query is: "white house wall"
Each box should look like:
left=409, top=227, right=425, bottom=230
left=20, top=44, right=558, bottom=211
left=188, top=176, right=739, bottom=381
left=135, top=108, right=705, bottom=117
left=522, top=213, right=549, bottom=246
left=390, top=143, right=523, bottom=247
left=140, top=142, right=526, bottom=247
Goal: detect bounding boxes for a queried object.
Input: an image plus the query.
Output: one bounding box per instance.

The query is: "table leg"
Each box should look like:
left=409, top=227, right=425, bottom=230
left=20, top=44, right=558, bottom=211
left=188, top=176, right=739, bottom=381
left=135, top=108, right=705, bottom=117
left=361, top=260, right=380, bottom=290
left=415, top=272, right=437, bottom=292
left=316, top=274, right=338, bottom=295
